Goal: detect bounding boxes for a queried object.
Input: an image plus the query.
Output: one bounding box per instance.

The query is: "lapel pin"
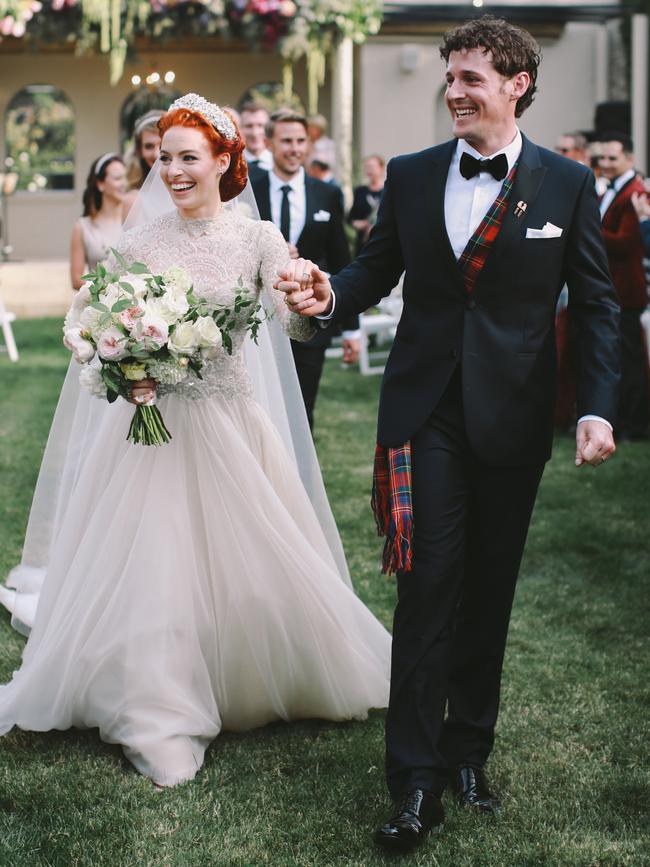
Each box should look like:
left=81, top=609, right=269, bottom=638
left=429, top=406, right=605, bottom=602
left=514, top=200, right=527, bottom=219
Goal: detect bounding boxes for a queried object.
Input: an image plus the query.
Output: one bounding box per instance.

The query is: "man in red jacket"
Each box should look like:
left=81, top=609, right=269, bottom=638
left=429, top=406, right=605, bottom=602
left=599, top=133, right=649, bottom=440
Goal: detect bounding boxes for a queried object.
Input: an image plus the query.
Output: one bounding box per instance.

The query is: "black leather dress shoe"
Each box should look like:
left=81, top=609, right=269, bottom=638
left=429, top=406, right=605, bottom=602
left=451, top=765, right=501, bottom=815
left=375, top=788, right=444, bottom=851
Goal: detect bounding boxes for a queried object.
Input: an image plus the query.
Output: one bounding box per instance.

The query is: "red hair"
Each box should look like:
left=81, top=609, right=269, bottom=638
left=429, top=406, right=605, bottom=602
left=158, top=107, right=248, bottom=202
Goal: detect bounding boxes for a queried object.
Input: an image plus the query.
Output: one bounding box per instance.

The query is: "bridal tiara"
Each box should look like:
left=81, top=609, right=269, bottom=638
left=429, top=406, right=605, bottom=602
left=168, top=93, right=238, bottom=141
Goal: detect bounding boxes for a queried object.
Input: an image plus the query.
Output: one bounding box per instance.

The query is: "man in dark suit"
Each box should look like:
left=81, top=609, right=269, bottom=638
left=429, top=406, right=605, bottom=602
left=277, top=16, right=620, bottom=852
left=252, top=109, right=359, bottom=430
left=598, top=133, right=649, bottom=440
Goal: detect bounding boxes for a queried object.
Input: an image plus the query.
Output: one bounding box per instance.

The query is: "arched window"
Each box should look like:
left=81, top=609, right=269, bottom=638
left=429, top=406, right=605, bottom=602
left=4, top=85, right=75, bottom=191
left=120, top=86, right=181, bottom=149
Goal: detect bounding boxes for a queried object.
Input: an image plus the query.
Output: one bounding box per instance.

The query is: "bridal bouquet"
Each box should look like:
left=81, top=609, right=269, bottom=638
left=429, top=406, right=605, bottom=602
left=63, top=250, right=265, bottom=446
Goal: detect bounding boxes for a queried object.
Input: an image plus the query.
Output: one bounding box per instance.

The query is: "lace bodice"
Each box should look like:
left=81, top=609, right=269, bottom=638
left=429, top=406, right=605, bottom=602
left=97, top=209, right=313, bottom=402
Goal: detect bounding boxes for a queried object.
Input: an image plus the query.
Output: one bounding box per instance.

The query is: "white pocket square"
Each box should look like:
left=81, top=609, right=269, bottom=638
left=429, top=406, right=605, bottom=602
left=313, top=210, right=331, bottom=222
left=526, top=222, right=563, bottom=239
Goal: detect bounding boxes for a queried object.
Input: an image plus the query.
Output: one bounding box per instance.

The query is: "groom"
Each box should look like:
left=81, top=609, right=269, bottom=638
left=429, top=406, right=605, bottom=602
left=277, top=15, right=620, bottom=852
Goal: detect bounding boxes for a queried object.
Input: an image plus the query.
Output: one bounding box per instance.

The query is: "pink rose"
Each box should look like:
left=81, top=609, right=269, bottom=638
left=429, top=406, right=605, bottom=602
left=118, top=305, right=144, bottom=332
left=140, top=313, right=169, bottom=347
left=97, top=326, right=128, bottom=361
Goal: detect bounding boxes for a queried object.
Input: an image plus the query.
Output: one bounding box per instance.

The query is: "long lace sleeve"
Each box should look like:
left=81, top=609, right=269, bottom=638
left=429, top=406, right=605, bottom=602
left=257, top=221, right=316, bottom=343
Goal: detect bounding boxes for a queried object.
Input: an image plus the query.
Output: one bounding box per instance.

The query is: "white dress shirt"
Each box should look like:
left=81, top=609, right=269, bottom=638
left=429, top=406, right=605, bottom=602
left=445, top=130, right=522, bottom=259
left=244, top=147, right=273, bottom=173
left=269, top=167, right=306, bottom=248
left=599, top=168, right=635, bottom=219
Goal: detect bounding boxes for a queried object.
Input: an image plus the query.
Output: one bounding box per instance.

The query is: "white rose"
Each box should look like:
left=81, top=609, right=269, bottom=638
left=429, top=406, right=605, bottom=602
left=168, top=321, right=200, bottom=356
left=163, top=266, right=192, bottom=297
left=63, top=327, right=95, bottom=363
left=79, top=304, right=109, bottom=340
left=96, top=326, right=129, bottom=361
left=194, top=315, right=223, bottom=349
left=145, top=293, right=189, bottom=326
left=120, top=274, right=152, bottom=301
left=79, top=364, right=107, bottom=399
left=98, top=282, right=121, bottom=310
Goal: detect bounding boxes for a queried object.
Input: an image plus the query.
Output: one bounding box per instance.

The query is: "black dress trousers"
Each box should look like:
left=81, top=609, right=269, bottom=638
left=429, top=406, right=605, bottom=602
left=385, top=367, right=545, bottom=799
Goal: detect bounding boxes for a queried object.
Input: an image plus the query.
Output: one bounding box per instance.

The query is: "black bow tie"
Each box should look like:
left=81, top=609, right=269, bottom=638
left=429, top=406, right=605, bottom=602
left=459, top=151, right=508, bottom=181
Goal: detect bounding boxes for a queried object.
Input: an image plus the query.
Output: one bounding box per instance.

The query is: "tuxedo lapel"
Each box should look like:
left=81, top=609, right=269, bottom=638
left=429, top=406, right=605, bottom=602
left=297, top=176, right=319, bottom=248
left=255, top=173, right=272, bottom=222
left=425, top=141, right=464, bottom=291
left=477, top=135, right=547, bottom=289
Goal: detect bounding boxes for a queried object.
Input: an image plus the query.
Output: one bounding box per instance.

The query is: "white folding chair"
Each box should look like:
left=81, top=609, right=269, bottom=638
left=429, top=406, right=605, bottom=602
left=358, top=288, right=403, bottom=376
left=0, top=291, right=19, bottom=362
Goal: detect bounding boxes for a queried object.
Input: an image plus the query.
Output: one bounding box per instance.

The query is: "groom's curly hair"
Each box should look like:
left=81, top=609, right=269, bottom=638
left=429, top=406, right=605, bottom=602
left=440, top=15, right=541, bottom=117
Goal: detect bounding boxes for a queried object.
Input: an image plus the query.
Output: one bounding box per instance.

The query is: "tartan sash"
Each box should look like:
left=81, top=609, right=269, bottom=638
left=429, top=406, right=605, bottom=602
left=371, top=442, right=413, bottom=575
left=371, top=163, right=519, bottom=575
left=458, top=162, right=518, bottom=294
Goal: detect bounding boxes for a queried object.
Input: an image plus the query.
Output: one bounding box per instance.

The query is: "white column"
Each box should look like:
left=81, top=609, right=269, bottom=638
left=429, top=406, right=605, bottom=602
left=594, top=22, right=608, bottom=105
left=332, top=36, right=354, bottom=209
left=631, top=13, right=648, bottom=174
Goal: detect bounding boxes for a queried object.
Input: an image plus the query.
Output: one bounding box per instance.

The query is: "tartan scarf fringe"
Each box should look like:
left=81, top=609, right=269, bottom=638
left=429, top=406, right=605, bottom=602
left=371, top=443, right=413, bottom=575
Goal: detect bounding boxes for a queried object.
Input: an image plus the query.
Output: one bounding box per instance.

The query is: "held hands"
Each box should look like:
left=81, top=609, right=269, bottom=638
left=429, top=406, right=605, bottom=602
left=127, top=378, right=157, bottom=406
left=274, top=257, right=333, bottom=317
left=575, top=419, right=616, bottom=468
left=342, top=338, right=360, bottom=365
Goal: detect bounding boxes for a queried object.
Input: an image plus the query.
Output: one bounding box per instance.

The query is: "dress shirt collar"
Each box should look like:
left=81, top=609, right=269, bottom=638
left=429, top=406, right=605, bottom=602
left=610, top=168, right=635, bottom=193
left=455, top=129, right=522, bottom=173
left=270, top=166, right=305, bottom=195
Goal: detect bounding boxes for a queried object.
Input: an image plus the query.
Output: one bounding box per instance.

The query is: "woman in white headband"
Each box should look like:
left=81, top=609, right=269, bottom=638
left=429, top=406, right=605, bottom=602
left=122, top=109, right=165, bottom=219
left=69, top=152, right=126, bottom=289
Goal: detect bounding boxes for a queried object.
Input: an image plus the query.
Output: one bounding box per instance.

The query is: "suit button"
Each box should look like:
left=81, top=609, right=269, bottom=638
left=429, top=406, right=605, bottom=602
left=449, top=348, right=457, bottom=359
left=466, top=298, right=476, bottom=310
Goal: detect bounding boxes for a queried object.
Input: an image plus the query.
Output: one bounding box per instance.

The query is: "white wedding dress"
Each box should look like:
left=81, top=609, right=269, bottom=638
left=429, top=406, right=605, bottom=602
left=0, top=210, right=391, bottom=786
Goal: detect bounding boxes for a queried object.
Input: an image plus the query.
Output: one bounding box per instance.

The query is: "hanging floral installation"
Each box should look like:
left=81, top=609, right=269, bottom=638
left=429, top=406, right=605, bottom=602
left=0, top=0, right=383, bottom=107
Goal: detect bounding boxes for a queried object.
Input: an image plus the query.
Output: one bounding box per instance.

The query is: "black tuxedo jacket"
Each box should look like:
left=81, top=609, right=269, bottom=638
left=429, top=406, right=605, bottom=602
left=252, top=171, right=357, bottom=344
left=330, top=135, right=621, bottom=464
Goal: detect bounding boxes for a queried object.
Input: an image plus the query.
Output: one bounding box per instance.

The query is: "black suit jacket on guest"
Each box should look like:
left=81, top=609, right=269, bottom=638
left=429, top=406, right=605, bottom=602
left=329, top=135, right=621, bottom=464
left=251, top=171, right=357, bottom=345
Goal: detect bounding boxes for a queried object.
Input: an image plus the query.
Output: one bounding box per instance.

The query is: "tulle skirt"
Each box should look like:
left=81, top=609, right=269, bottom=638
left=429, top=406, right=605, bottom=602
left=0, top=393, right=391, bottom=786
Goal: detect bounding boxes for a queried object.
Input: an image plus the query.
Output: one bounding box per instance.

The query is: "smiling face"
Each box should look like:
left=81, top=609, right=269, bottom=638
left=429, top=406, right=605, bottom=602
left=159, top=126, right=230, bottom=218
left=598, top=141, right=634, bottom=181
left=97, top=160, right=127, bottom=204
left=139, top=128, right=162, bottom=168
left=267, top=120, right=309, bottom=180
left=445, top=48, right=530, bottom=155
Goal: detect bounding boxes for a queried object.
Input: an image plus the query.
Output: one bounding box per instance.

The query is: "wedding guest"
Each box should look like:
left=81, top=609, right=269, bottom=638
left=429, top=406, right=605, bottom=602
left=307, top=158, right=335, bottom=185
left=599, top=132, right=649, bottom=440
left=122, top=110, right=164, bottom=217
left=588, top=139, right=610, bottom=196
left=631, top=178, right=650, bottom=256
left=251, top=109, right=359, bottom=429
left=240, top=101, right=273, bottom=175
left=348, top=154, right=386, bottom=255
left=554, top=132, right=588, bottom=165
left=307, top=114, right=336, bottom=178
left=70, top=153, right=126, bottom=290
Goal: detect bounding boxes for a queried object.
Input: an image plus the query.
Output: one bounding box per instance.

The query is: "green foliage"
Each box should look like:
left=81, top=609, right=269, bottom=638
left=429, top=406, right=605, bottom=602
left=0, top=320, right=649, bottom=866
left=5, top=85, right=75, bottom=191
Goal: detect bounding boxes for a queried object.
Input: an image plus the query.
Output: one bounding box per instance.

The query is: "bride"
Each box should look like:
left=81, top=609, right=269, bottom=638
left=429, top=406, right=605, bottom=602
left=0, top=94, right=391, bottom=787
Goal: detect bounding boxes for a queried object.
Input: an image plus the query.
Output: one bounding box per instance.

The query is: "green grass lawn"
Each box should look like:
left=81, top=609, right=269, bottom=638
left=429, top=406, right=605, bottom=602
left=0, top=319, right=649, bottom=866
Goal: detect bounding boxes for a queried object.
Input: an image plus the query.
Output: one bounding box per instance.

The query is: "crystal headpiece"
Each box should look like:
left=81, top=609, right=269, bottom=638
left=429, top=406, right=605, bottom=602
left=168, top=93, right=238, bottom=141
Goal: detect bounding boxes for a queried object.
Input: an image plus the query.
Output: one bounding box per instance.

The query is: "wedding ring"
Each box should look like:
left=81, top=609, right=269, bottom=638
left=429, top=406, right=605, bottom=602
left=301, top=272, right=310, bottom=281
left=284, top=295, right=293, bottom=307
